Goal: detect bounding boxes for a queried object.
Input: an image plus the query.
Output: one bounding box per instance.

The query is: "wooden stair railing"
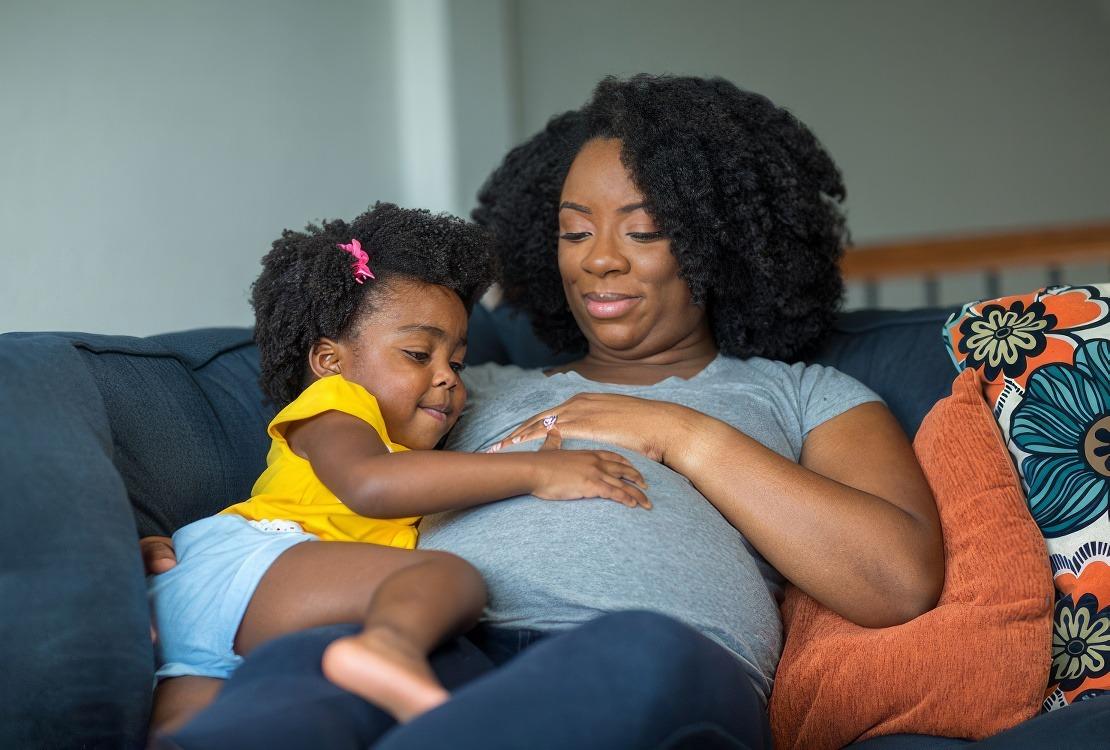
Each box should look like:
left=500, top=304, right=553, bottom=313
left=841, top=221, right=1110, bottom=307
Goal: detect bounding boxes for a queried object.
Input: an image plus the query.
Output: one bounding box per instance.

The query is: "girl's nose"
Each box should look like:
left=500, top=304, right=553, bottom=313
left=432, top=362, right=459, bottom=389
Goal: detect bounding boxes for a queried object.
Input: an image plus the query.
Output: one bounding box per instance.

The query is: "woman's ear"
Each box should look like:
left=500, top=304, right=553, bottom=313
left=308, top=338, right=344, bottom=380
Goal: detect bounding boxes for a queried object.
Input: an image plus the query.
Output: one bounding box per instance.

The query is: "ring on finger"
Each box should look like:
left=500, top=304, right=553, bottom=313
left=543, top=414, right=558, bottom=430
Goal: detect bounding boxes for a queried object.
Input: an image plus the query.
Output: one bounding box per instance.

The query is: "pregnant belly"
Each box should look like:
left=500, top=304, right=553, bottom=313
left=418, top=444, right=783, bottom=683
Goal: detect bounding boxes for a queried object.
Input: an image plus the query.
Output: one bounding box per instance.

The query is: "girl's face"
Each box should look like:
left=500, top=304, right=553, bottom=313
left=557, top=138, right=712, bottom=360
left=311, top=278, right=469, bottom=450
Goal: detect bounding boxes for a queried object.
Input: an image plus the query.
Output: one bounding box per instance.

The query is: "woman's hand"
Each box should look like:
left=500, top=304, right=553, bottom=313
left=487, top=393, right=701, bottom=464
left=141, top=535, right=177, bottom=575
left=526, top=429, right=651, bottom=509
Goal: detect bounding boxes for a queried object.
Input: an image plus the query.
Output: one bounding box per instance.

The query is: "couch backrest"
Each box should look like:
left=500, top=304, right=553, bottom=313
left=0, top=305, right=958, bottom=535
left=1, top=328, right=272, bottom=536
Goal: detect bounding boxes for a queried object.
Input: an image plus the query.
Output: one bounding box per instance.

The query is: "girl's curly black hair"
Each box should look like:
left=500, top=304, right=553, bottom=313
left=473, top=74, right=847, bottom=361
left=251, top=201, right=494, bottom=407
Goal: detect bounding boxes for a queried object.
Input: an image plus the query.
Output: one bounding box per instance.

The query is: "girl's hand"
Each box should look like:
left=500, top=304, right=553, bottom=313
left=488, top=393, right=699, bottom=465
left=140, top=535, right=177, bottom=575
left=526, top=429, right=651, bottom=509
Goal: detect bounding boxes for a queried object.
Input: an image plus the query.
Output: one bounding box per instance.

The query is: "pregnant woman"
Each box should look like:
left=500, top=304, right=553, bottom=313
left=154, top=74, right=943, bottom=750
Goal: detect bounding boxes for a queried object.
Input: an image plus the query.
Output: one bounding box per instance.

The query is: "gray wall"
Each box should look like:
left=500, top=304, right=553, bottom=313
left=4, top=0, right=1108, bottom=333
left=1, top=0, right=401, bottom=335
left=448, top=0, right=516, bottom=220
left=510, top=0, right=1110, bottom=243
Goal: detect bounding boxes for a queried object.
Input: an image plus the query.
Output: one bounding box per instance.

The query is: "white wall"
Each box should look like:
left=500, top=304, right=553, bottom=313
left=509, top=0, right=1110, bottom=243
left=1, top=0, right=401, bottom=335
left=448, top=0, right=517, bottom=220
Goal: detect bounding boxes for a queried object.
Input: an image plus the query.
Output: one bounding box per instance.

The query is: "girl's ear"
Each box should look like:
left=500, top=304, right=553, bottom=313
left=308, top=338, right=343, bottom=380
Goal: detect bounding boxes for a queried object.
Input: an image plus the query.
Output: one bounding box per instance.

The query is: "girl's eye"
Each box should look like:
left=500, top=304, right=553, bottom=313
left=559, top=232, right=591, bottom=242
left=403, top=350, right=430, bottom=363
left=450, top=361, right=466, bottom=373
left=628, top=231, right=667, bottom=242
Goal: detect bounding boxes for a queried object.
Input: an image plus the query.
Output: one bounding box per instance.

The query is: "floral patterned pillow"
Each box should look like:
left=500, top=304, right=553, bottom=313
left=944, top=284, right=1110, bottom=711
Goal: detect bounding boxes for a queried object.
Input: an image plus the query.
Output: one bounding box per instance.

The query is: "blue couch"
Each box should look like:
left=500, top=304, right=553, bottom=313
left=1, top=305, right=1106, bottom=748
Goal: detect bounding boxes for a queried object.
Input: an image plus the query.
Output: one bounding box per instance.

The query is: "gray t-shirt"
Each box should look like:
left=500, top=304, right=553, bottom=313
left=419, top=354, right=880, bottom=699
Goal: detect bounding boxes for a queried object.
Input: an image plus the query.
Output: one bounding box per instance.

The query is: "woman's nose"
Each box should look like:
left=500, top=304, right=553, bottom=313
left=582, top=232, right=631, bottom=276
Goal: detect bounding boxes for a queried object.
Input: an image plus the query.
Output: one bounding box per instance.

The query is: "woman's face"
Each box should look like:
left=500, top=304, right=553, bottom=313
left=558, top=138, right=710, bottom=360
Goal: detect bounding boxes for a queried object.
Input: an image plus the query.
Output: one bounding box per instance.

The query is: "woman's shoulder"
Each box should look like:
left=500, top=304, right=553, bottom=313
left=712, top=355, right=880, bottom=408
left=708, top=355, right=882, bottom=438
left=714, top=354, right=859, bottom=383
left=708, top=354, right=807, bottom=384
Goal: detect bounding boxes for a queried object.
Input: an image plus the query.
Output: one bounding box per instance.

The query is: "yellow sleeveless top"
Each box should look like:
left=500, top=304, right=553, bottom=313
left=220, top=375, right=419, bottom=548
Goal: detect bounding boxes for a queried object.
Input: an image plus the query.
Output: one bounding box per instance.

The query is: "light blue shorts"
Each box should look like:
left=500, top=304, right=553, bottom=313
left=147, top=514, right=317, bottom=681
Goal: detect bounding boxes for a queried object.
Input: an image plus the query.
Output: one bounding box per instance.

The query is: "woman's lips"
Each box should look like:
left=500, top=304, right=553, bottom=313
left=584, top=294, right=641, bottom=319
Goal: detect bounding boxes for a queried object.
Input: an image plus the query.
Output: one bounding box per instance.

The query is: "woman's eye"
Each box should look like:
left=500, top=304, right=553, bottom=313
left=628, top=231, right=667, bottom=242
left=450, top=361, right=466, bottom=373
left=403, top=350, right=430, bottom=363
left=559, top=232, right=591, bottom=242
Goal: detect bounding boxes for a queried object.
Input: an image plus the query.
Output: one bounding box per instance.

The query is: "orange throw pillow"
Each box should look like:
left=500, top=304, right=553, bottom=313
left=768, top=368, right=1054, bottom=749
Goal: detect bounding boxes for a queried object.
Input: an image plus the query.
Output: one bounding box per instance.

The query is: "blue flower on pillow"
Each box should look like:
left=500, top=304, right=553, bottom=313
left=1011, top=340, right=1110, bottom=538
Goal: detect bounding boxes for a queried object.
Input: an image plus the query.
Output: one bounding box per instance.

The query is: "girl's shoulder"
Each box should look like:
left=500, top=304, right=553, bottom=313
left=270, top=376, right=404, bottom=451
left=281, top=375, right=382, bottom=416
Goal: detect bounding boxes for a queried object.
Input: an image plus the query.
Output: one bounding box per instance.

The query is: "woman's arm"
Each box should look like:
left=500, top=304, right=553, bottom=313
left=496, top=394, right=943, bottom=627
left=286, top=411, right=650, bottom=517
left=670, top=401, right=943, bottom=627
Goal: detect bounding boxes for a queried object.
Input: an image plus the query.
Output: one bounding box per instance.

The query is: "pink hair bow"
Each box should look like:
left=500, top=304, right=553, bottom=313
left=337, top=238, right=375, bottom=284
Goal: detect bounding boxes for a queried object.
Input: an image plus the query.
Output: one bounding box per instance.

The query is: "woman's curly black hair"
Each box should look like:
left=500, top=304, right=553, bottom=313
left=473, top=74, right=847, bottom=361
left=251, top=201, right=494, bottom=407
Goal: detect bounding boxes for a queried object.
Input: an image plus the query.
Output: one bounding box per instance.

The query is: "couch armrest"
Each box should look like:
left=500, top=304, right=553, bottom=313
left=0, top=334, right=152, bottom=747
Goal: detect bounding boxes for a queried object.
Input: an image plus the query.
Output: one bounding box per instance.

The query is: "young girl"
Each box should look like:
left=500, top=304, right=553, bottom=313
left=148, top=203, right=649, bottom=730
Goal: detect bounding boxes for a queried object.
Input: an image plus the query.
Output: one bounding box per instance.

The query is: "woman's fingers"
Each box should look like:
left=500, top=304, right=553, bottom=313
left=513, top=415, right=558, bottom=442
left=487, top=421, right=550, bottom=452
left=140, top=535, right=178, bottom=575
left=539, top=429, right=563, bottom=451
left=491, top=407, right=569, bottom=450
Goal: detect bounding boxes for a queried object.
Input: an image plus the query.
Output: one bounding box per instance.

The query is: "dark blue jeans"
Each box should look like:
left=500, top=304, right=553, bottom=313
left=166, top=611, right=771, bottom=749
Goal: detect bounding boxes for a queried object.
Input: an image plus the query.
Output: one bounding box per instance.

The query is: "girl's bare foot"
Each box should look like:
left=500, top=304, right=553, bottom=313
left=321, top=626, right=449, bottom=723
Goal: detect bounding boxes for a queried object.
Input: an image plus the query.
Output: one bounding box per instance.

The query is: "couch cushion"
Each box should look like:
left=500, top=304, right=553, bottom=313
left=769, top=369, right=1053, bottom=749
left=62, top=328, right=271, bottom=536
left=0, top=333, right=153, bottom=748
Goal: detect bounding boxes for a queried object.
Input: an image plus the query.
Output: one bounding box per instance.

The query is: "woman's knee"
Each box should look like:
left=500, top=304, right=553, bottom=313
left=571, top=611, right=709, bottom=678
left=574, top=612, right=768, bottom=741
left=586, top=610, right=701, bottom=647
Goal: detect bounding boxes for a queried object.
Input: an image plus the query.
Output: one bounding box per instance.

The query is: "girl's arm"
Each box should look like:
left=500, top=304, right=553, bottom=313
left=286, top=410, right=650, bottom=518
left=493, top=394, right=943, bottom=628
